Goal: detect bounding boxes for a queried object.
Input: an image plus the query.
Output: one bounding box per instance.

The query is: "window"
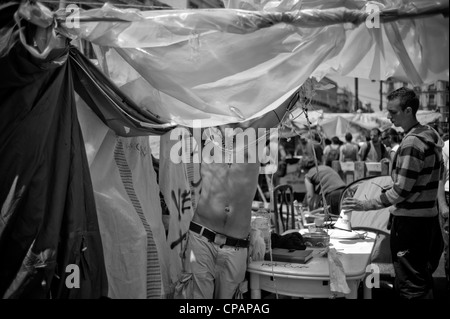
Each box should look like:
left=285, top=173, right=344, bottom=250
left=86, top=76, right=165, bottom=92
left=429, top=94, right=435, bottom=106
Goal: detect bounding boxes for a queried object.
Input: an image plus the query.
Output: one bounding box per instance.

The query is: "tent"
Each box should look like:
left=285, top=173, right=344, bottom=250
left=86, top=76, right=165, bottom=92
left=61, top=0, right=448, bottom=127
left=0, top=0, right=448, bottom=299
left=356, top=109, right=444, bottom=131
left=286, top=108, right=444, bottom=140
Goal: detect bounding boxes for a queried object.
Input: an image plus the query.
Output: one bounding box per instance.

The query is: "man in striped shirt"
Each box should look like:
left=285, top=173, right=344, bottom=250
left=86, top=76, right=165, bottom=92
left=342, top=87, right=444, bottom=299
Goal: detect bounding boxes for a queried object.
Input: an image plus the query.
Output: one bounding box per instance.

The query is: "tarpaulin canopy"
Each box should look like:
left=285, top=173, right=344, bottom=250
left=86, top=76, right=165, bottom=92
left=55, top=0, right=449, bottom=127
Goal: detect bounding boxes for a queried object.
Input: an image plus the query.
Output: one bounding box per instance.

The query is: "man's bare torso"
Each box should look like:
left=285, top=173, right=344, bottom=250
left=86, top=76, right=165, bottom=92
left=192, top=128, right=262, bottom=239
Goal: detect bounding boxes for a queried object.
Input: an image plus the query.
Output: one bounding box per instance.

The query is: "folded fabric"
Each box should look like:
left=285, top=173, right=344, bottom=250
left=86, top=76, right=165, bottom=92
left=271, top=232, right=306, bottom=250
left=328, top=247, right=351, bottom=295
left=328, top=229, right=366, bottom=239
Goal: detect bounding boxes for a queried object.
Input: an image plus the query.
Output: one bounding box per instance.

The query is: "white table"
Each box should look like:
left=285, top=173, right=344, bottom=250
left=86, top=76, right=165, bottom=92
left=247, top=231, right=376, bottom=299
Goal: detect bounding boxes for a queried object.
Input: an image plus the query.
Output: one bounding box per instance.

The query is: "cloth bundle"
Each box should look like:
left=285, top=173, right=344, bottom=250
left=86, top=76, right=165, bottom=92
left=271, top=232, right=306, bottom=250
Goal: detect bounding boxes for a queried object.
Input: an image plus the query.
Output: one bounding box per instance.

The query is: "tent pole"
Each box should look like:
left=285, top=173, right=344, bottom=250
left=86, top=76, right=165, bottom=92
left=379, top=80, right=383, bottom=111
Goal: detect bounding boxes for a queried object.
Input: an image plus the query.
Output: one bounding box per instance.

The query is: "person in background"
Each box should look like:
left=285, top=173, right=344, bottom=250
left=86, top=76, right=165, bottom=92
left=357, top=134, right=371, bottom=161
left=272, top=141, right=288, bottom=187
left=342, top=87, right=444, bottom=299
left=296, top=132, right=324, bottom=163
left=358, top=128, right=388, bottom=162
left=322, top=138, right=332, bottom=156
left=340, top=132, right=359, bottom=162
left=381, top=128, right=401, bottom=162
left=299, top=156, right=346, bottom=216
left=323, top=136, right=341, bottom=166
left=437, top=138, right=449, bottom=288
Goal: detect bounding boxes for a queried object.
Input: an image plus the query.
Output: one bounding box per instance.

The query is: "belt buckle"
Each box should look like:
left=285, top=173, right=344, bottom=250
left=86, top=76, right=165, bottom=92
left=213, top=233, right=227, bottom=246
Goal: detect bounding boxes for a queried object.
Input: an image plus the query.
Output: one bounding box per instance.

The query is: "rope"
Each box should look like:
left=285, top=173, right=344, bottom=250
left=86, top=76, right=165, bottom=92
left=282, top=79, right=333, bottom=227
left=38, top=0, right=177, bottom=10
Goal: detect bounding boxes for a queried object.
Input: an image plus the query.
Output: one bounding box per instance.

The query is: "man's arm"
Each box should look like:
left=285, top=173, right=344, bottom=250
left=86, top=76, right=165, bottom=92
left=438, top=163, right=449, bottom=219
left=377, top=137, right=425, bottom=206
left=342, top=136, right=425, bottom=212
left=304, top=177, right=315, bottom=208
left=339, top=146, right=345, bottom=162
left=358, top=143, right=366, bottom=161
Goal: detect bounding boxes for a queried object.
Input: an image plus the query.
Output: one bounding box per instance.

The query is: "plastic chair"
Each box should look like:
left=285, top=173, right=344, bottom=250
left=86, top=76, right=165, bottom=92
left=338, top=176, right=396, bottom=290
left=273, top=184, right=295, bottom=234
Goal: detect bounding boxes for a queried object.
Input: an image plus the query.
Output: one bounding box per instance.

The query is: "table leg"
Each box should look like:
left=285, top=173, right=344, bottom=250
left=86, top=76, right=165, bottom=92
left=363, top=279, right=372, bottom=299
left=345, top=281, right=359, bottom=299
left=251, top=289, right=261, bottom=299
left=249, top=273, right=261, bottom=299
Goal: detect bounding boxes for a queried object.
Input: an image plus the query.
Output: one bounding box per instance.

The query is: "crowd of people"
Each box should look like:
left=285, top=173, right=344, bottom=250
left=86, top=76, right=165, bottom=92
left=272, top=120, right=410, bottom=181
left=178, top=86, right=448, bottom=300
left=263, top=119, right=413, bottom=213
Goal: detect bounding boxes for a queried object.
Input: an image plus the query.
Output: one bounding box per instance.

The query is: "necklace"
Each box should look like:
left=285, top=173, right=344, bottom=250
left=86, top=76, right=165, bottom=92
left=225, top=139, right=233, bottom=168
left=208, top=127, right=233, bottom=168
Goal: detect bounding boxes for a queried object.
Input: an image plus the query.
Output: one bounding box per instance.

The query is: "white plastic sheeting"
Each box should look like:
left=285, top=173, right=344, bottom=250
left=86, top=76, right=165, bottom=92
left=158, top=132, right=198, bottom=295
left=61, top=0, right=449, bottom=127
left=76, top=97, right=170, bottom=299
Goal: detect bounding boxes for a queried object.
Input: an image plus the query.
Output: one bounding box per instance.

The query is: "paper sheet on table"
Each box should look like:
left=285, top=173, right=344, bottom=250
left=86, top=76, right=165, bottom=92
left=328, top=247, right=351, bottom=295
left=328, top=229, right=366, bottom=240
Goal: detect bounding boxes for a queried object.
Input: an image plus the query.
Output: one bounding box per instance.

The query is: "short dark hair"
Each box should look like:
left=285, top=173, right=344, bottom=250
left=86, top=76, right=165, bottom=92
left=299, top=156, right=315, bottom=170
left=345, top=132, right=353, bottom=142
left=387, top=87, right=419, bottom=114
left=383, top=128, right=400, bottom=143
left=331, top=136, right=342, bottom=145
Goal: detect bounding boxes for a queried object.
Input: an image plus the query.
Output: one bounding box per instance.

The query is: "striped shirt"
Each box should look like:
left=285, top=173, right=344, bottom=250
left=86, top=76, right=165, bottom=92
left=367, top=124, right=444, bottom=217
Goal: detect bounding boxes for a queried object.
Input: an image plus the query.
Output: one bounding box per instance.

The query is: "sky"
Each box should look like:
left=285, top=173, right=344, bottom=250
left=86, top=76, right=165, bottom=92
left=328, top=75, right=387, bottom=112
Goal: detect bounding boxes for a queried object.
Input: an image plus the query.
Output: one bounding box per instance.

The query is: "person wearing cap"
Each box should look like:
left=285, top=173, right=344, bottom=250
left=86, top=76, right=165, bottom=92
left=299, top=156, right=346, bottom=216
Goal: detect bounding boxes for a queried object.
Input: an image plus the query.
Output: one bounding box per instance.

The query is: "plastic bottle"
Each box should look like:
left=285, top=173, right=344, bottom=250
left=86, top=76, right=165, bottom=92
left=251, top=203, right=271, bottom=253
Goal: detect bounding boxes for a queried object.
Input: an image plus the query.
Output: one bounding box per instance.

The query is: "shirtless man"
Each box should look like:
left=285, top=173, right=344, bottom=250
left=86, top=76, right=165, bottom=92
left=182, top=90, right=299, bottom=299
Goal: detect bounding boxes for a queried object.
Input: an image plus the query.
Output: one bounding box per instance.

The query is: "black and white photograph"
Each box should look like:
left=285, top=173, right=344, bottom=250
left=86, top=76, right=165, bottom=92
left=0, top=0, right=448, bottom=308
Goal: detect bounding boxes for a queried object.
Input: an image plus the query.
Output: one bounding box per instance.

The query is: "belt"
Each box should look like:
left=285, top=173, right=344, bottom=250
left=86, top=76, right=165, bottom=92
left=189, top=222, right=249, bottom=248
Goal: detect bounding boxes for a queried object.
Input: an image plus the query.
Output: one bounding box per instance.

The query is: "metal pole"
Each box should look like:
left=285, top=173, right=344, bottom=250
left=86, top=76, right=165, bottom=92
left=355, top=78, right=359, bottom=112
left=379, top=80, right=383, bottom=111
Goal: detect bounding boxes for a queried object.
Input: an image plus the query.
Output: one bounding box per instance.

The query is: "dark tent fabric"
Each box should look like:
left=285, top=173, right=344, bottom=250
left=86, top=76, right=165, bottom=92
left=0, top=1, right=176, bottom=297
left=0, top=39, right=108, bottom=298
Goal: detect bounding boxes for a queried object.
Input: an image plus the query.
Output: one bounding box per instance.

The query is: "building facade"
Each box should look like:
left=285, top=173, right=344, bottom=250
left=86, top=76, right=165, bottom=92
left=385, top=79, right=449, bottom=135
left=309, top=77, right=338, bottom=112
